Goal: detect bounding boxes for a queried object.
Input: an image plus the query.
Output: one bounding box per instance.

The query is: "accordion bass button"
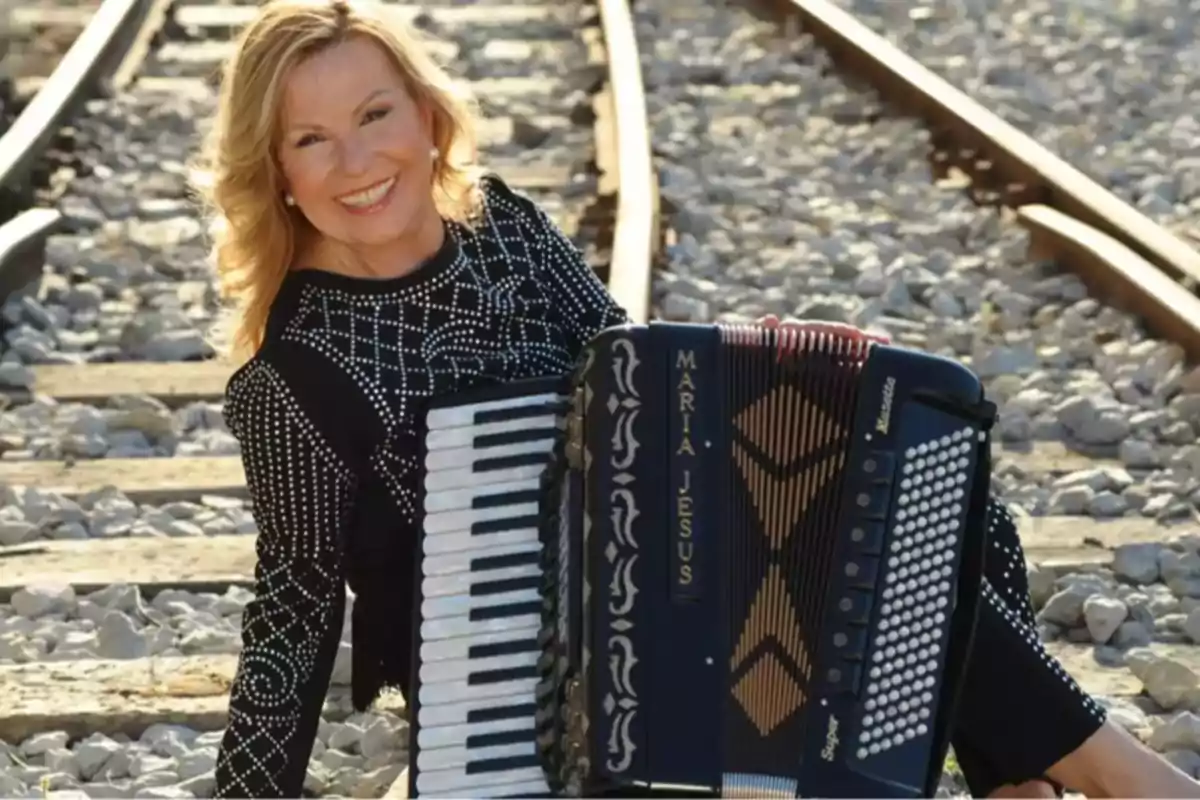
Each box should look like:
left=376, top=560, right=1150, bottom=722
left=844, top=557, right=879, bottom=590
left=862, top=450, right=896, bottom=481
left=826, top=662, right=864, bottom=694
left=838, top=591, right=873, bottom=625
left=849, top=521, right=886, bottom=556
left=856, top=450, right=898, bottom=518
left=835, top=626, right=868, bottom=659
left=855, top=485, right=891, bottom=519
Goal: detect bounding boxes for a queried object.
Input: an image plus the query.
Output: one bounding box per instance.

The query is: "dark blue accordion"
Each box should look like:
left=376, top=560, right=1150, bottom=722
left=407, top=321, right=996, bottom=799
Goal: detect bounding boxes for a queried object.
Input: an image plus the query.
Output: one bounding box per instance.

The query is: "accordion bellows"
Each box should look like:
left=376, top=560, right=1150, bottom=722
left=408, top=322, right=997, bottom=799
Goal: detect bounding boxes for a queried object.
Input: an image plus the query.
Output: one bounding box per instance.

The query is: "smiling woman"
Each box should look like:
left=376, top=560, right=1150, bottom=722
left=188, top=0, right=631, bottom=797
left=276, top=36, right=467, bottom=277
left=279, top=41, right=443, bottom=234
left=194, top=0, right=485, bottom=364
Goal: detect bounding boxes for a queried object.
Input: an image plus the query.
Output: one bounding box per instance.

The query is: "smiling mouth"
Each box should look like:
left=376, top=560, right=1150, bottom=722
left=336, top=176, right=397, bottom=210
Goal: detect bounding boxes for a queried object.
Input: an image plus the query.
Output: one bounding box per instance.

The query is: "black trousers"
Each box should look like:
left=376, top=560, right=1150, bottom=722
left=950, top=500, right=1108, bottom=795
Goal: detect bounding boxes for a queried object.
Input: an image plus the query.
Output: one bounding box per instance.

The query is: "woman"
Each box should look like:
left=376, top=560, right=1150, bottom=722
left=193, top=0, right=1198, bottom=797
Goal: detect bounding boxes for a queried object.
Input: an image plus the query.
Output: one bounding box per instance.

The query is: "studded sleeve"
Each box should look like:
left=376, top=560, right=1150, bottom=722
left=213, top=358, right=355, bottom=799
left=949, top=499, right=1107, bottom=793
left=501, top=179, right=631, bottom=351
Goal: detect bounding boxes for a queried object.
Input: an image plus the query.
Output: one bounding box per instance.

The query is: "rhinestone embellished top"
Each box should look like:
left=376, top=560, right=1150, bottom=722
left=212, top=174, right=628, bottom=798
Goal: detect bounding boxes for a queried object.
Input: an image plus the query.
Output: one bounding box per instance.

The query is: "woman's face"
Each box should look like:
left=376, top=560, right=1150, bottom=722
left=276, top=35, right=438, bottom=248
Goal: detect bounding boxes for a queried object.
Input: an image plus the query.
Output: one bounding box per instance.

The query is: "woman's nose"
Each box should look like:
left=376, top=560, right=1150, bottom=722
left=338, top=135, right=372, bottom=174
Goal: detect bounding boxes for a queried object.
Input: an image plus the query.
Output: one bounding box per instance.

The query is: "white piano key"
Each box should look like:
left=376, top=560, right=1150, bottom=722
left=427, top=392, right=563, bottom=429
left=422, top=612, right=542, bottom=642
left=420, top=624, right=540, bottom=663
left=425, top=438, right=556, bottom=473
left=417, top=742, right=537, bottom=772
left=416, top=777, right=550, bottom=800
left=421, top=563, right=542, bottom=597
left=418, top=649, right=539, bottom=685
left=426, top=415, right=559, bottom=451
left=421, top=540, right=542, bottom=578
left=422, top=527, right=538, bottom=557
left=424, top=501, right=540, bottom=535
left=422, top=587, right=541, bottom=620
left=425, top=462, right=547, bottom=493
left=417, top=716, right=533, bottom=750
left=464, top=778, right=552, bottom=798
left=416, top=765, right=548, bottom=796
left=423, top=477, right=540, bottom=513
left=415, top=387, right=563, bottom=800
left=416, top=693, right=530, bottom=727
left=419, top=676, right=538, bottom=707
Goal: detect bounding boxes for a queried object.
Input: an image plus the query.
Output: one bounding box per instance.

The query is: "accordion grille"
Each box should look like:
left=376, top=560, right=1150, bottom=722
left=722, top=328, right=864, bottom=758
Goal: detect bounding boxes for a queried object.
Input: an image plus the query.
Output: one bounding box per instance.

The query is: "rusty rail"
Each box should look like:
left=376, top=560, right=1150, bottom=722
left=777, top=0, right=1200, bottom=362
left=0, top=0, right=158, bottom=198
left=0, top=0, right=166, bottom=300
left=594, top=0, right=658, bottom=324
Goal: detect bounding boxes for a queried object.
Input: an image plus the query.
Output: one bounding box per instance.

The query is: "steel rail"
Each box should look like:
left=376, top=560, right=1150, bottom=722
left=778, top=0, right=1200, bottom=361
left=594, top=0, right=659, bottom=325
left=0, top=0, right=155, bottom=198
left=0, top=0, right=166, bottom=302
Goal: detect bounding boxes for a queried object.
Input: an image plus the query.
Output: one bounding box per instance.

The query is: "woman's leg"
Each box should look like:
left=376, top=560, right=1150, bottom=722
left=952, top=501, right=1200, bottom=798
left=953, top=737, right=1058, bottom=797
left=948, top=500, right=1107, bottom=796
left=955, top=502, right=1057, bottom=798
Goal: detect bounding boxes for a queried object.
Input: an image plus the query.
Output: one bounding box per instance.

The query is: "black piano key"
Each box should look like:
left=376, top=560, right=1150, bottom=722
left=471, top=550, right=540, bottom=571
left=474, top=452, right=551, bottom=473
left=472, top=489, right=540, bottom=509
left=470, top=601, right=542, bottom=621
left=466, top=702, right=537, bottom=724
left=472, top=514, right=539, bottom=536
left=468, top=637, right=540, bottom=659
left=467, top=664, right=539, bottom=685
left=465, top=753, right=542, bottom=775
left=466, top=729, right=536, bottom=749
left=471, top=575, right=541, bottom=596
left=475, top=427, right=557, bottom=449
left=474, top=403, right=564, bottom=425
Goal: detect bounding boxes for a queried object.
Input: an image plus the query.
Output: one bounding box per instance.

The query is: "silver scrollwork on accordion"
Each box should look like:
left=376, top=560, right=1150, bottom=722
left=408, top=321, right=997, bottom=799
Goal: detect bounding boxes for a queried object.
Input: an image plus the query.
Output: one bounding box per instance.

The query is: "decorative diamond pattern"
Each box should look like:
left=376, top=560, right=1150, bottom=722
left=731, top=651, right=805, bottom=737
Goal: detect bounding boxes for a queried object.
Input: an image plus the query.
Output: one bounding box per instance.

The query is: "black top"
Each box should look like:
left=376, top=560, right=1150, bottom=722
left=212, top=174, right=629, bottom=798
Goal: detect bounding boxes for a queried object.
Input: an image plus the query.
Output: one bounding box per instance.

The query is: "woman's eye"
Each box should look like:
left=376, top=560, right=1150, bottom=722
left=296, top=133, right=322, bottom=148
left=363, top=107, right=389, bottom=124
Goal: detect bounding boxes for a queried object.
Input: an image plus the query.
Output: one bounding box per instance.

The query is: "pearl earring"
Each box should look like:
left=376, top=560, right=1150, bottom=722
left=284, top=193, right=295, bottom=206
left=429, top=147, right=438, bottom=160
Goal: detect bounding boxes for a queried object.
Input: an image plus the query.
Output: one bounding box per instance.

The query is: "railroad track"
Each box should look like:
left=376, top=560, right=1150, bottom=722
left=3, top=0, right=1200, bottom=794
left=768, top=0, right=1200, bottom=368
left=3, top=1, right=107, bottom=100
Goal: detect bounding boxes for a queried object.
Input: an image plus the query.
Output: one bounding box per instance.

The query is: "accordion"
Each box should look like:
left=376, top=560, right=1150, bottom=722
left=406, top=321, right=996, bottom=799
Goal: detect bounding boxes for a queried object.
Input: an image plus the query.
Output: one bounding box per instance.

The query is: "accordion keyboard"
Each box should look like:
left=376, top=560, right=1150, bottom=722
left=409, top=380, right=567, bottom=799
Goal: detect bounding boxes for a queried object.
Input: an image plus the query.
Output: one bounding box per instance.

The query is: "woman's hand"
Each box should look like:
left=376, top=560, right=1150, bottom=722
left=757, top=314, right=891, bottom=345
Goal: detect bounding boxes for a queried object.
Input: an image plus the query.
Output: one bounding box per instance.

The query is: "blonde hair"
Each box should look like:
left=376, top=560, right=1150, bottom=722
left=193, top=0, right=483, bottom=363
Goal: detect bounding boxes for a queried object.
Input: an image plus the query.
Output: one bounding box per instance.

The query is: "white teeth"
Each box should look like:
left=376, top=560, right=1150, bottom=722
left=339, top=178, right=395, bottom=208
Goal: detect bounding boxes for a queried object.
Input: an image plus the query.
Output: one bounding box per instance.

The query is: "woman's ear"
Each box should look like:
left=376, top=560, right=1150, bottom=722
left=279, top=177, right=295, bottom=207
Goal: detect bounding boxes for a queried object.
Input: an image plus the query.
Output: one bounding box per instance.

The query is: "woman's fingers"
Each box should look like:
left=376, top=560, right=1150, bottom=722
left=755, top=315, right=891, bottom=345
left=807, top=323, right=891, bottom=345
